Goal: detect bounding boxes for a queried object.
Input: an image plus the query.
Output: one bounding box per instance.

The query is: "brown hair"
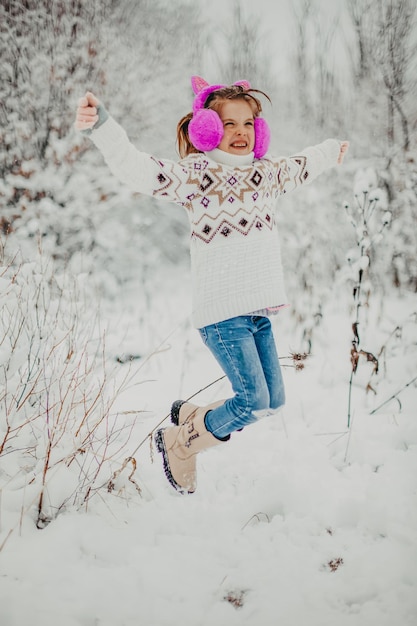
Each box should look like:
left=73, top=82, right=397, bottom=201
left=176, top=85, right=271, bottom=158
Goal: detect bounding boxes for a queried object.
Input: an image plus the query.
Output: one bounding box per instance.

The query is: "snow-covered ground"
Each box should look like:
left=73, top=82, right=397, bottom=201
left=1, top=281, right=416, bottom=626
left=1, top=0, right=416, bottom=623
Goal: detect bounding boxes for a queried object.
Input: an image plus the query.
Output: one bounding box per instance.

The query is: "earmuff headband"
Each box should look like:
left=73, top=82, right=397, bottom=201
left=188, top=76, right=270, bottom=159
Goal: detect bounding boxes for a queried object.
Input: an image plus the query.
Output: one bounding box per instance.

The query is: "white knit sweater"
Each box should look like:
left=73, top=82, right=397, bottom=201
left=90, top=117, right=341, bottom=328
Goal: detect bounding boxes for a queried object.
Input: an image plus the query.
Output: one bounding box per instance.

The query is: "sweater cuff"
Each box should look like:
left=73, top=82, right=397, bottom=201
left=323, top=138, right=342, bottom=165
left=80, top=104, right=109, bottom=136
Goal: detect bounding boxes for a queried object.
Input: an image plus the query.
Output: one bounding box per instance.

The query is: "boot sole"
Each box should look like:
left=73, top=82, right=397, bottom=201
left=154, top=429, right=194, bottom=495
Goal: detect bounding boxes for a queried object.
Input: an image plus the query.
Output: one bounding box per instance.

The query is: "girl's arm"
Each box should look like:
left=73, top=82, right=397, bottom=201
left=272, top=139, right=349, bottom=195
left=75, top=92, right=190, bottom=202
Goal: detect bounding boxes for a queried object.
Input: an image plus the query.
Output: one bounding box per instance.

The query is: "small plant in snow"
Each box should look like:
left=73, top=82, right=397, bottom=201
left=0, top=241, right=141, bottom=530
left=327, top=557, right=344, bottom=573
left=343, top=168, right=391, bottom=426
left=223, top=589, right=247, bottom=609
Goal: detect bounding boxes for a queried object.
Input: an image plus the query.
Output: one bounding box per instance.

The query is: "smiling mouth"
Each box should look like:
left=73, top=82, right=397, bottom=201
left=230, top=142, right=248, bottom=148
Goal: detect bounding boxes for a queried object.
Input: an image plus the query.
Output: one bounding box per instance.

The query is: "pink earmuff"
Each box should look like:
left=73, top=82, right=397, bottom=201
left=253, top=118, right=271, bottom=159
left=188, top=109, right=224, bottom=152
left=188, top=76, right=270, bottom=159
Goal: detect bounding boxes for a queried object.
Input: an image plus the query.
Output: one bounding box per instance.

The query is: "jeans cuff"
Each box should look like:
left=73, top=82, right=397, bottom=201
left=204, top=412, right=230, bottom=441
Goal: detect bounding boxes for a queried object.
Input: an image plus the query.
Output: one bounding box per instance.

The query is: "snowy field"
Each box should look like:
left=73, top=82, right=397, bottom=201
left=1, top=279, right=416, bottom=626
left=1, top=0, right=416, bottom=624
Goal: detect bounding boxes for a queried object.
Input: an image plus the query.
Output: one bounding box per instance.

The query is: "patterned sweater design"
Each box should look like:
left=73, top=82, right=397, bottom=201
left=91, top=117, right=341, bottom=328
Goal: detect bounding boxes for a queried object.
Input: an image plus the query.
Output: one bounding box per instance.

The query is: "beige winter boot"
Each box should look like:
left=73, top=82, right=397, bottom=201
left=155, top=405, right=229, bottom=494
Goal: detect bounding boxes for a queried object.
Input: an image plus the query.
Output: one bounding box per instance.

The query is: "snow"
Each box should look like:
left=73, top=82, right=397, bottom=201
left=1, top=278, right=416, bottom=626
left=1, top=2, right=417, bottom=623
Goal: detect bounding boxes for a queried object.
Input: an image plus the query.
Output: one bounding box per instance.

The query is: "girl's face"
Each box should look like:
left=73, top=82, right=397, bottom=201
left=217, top=99, right=256, bottom=155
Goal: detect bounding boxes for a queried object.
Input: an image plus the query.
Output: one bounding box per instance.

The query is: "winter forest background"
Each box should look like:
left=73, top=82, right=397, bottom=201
left=1, top=1, right=417, bottom=625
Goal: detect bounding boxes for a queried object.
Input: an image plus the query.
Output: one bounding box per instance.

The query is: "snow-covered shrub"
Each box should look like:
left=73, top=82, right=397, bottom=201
left=0, top=242, right=140, bottom=528
left=337, top=168, right=392, bottom=425
left=279, top=167, right=353, bottom=353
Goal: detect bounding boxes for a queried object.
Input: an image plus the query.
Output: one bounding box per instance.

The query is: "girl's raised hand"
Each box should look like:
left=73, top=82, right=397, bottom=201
left=75, top=91, right=100, bottom=131
left=338, top=141, right=349, bottom=164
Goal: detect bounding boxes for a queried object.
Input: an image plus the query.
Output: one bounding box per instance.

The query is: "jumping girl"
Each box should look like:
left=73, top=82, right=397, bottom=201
left=75, top=76, right=349, bottom=495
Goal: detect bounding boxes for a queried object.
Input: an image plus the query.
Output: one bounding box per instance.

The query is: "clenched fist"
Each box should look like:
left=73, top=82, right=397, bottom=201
left=75, top=91, right=100, bottom=131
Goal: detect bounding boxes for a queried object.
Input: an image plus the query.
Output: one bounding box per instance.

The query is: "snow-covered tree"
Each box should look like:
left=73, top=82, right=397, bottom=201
left=0, top=0, right=200, bottom=297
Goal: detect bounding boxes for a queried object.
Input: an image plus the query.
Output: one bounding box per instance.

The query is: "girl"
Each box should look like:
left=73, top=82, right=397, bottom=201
left=75, top=76, right=349, bottom=495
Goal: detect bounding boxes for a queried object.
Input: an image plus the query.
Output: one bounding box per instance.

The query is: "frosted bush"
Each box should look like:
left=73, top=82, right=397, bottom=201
left=0, top=245, right=140, bottom=528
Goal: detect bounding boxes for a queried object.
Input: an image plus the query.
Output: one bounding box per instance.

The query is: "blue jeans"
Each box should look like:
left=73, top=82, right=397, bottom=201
left=198, top=315, right=285, bottom=439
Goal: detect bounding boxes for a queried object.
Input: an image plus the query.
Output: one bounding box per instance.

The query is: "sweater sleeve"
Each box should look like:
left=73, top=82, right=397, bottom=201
left=88, top=116, right=191, bottom=204
left=271, top=138, right=341, bottom=195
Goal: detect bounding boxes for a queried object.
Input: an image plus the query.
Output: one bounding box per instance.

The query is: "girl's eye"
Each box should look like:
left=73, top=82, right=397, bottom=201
left=246, top=121, right=254, bottom=126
